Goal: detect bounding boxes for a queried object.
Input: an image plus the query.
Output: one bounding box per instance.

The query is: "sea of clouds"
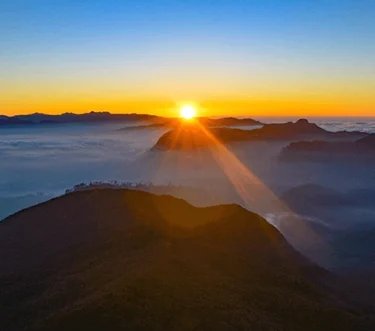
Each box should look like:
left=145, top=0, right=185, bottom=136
left=1, top=117, right=374, bottom=221
left=1, top=117, right=375, bottom=269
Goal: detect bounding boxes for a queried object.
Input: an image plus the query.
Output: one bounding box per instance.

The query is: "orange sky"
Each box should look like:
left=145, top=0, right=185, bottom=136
left=2, top=63, right=374, bottom=117
left=2, top=2, right=375, bottom=117
left=2, top=96, right=375, bottom=117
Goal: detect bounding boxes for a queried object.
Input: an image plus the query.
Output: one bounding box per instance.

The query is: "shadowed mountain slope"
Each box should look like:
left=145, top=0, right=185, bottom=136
left=152, top=119, right=366, bottom=150
left=0, top=189, right=374, bottom=331
left=280, top=134, right=375, bottom=163
left=118, top=116, right=262, bottom=131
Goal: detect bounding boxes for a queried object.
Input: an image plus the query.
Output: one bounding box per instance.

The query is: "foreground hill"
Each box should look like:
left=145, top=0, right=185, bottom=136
left=0, top=189, right=374, bottom=331
left=152, top=119, right=366, bottom=150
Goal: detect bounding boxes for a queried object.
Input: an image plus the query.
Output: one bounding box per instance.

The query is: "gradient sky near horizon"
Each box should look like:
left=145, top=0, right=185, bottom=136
left=1, top=0, right=375, bottom=116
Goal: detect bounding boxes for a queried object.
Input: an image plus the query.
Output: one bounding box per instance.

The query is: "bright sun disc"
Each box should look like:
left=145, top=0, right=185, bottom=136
left=180, top=105, right=196, bottom=120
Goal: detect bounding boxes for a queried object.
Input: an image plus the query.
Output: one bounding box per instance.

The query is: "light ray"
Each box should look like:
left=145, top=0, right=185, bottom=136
left=146, top=119, right=331, bottom=263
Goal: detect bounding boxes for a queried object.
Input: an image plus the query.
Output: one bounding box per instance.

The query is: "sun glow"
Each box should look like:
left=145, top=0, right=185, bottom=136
left=179, top=105, right=197, bottom=120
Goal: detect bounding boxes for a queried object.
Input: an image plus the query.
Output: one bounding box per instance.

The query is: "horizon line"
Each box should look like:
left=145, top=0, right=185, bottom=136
left=3, top=111, right=375, bottom=118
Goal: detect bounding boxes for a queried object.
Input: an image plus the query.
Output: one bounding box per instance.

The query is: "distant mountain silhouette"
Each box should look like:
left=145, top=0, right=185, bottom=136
left=0, top=112, right=164, bottom=126
left=152, top=119, right=366, bottom=150
left=0, top=189, right=374, bottom=331
left=200, top=116, right=263, bottom=127
left=0, top=112, right=263, bottom=127
left=256, top=118, right=325, bottom=136
left=280, top=134, right=375, bottom=163
left=118, top=116, right=262, bottom=131
left=0, top=116, right=34, bottom=126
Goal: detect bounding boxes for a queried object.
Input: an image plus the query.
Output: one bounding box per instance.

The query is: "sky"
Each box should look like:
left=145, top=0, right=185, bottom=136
left=1, top=0, right=375, bottom=117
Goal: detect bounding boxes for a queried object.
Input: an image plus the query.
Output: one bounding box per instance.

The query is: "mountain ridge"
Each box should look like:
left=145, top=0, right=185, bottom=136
left=152, top=119, right=367, bottom=150
left=0, top=189, right=374, bottom=331
left=117, top=116, right=263, bottom=131
left=0, top=111, right=164, bottom=126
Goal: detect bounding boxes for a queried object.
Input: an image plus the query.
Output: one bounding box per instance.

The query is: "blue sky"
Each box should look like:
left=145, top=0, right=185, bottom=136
left=1, top=0, right=375, bottom=115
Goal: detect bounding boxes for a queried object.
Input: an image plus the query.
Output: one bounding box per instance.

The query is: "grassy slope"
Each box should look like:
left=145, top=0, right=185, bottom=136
left=0, top=189, right=373, bottom=331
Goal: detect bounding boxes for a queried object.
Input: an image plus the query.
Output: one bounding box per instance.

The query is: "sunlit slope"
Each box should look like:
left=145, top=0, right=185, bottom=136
left=0, top=189, right=374, bottom=331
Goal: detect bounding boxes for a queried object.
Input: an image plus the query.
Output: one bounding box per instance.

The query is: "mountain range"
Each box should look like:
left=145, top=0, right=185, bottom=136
left=152, top=119, right=367, bottom=150
left=0, top=112, right=162, bottom=125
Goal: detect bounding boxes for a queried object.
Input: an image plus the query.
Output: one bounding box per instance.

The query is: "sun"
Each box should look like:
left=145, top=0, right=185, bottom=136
left=179, top=105, right=197, bottom=120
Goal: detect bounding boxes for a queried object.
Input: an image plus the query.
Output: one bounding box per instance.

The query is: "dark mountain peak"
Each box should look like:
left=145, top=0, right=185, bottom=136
left=199, top=116, right=263, bottom=126
left=296, top=118, right=310, bottom=124
left=88, top=110, right=111, bottom=115
left=257, top=118, right=326, bottom=136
